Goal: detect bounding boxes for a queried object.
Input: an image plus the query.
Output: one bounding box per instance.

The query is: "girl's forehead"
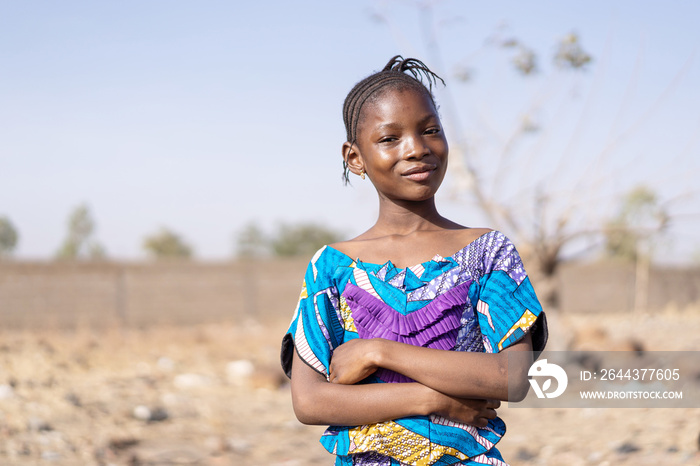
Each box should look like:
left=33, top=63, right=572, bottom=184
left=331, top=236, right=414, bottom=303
left=362, top=87, right=438, bottom=119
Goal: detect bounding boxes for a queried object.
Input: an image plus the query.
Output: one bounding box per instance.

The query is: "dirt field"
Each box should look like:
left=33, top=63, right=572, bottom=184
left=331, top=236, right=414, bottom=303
left=1, top=308, right=699, bottom=465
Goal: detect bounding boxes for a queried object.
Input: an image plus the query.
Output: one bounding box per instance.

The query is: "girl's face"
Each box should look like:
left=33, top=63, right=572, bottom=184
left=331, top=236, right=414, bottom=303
left=352, top=87, right=448, bottom=203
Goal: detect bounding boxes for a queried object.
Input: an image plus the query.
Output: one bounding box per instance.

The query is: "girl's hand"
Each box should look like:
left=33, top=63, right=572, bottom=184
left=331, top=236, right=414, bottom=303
left=329, top=338, right=381, bottom=384
left=431, top=392, right=500, bottom=428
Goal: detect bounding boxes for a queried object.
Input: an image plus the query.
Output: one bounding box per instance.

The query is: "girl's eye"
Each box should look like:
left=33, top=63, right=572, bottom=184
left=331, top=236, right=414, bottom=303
left=379, top=137, right=397, bottom=143
left=425, top=127, right=441, bottom=135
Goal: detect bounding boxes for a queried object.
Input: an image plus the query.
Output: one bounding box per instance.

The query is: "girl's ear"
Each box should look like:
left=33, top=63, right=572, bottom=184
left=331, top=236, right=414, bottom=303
left=342, top=141, right=364, bottom=177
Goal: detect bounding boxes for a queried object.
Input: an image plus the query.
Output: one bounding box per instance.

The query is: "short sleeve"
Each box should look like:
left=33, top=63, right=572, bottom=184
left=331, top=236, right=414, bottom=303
left=474, top=233, right=547, bottom=356
left=280, top=246, right=349, bottom=379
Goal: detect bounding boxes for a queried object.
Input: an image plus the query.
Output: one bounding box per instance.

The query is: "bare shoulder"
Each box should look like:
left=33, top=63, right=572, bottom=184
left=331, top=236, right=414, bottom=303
left=328, top=234, right=365, bottom=260
left=455, top=227, right=493, bottom=243
left=327, top=239, right=352, bottom=256
left=438, top=227, right=493, bottom=255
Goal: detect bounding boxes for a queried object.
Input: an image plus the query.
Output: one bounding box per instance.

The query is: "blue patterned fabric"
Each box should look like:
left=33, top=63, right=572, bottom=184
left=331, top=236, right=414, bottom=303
left=281, top=231, right=547, bottom=466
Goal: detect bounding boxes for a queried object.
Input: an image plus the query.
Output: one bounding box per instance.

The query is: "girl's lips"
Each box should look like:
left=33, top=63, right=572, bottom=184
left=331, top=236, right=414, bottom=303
left=402, top=164, right=436, bottom=181
left=403, top=169, right=434, bottom=182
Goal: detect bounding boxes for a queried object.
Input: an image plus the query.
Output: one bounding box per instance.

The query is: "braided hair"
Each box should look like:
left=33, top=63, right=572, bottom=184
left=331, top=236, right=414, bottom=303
left=341, top=55, right=445, bottom=184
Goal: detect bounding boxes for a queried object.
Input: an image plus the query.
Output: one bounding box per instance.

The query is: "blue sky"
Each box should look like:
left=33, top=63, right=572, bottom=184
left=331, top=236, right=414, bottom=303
left=1, top=1, right=699, bottom=261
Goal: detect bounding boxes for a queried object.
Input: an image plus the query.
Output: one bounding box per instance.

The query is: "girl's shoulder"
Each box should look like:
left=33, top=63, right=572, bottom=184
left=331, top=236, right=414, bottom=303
left=452, top=226, right=494, bottom=245
left=299, top=245, right=357, bottom=288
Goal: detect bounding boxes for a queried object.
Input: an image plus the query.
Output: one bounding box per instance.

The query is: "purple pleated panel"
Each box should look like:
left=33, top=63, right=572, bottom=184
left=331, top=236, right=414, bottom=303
left=342, top=282, right=471, bottom=384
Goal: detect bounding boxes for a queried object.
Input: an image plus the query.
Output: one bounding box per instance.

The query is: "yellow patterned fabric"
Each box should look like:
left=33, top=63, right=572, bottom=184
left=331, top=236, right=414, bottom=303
left=498, top=309, right=538, bottom=351
left=299, top=280, right=308, bottom=300
left=349, top=422, right=431, bottom=465
left=348, top=422, right=472, bottom=466
left=340, top=296, right=357, bottom=332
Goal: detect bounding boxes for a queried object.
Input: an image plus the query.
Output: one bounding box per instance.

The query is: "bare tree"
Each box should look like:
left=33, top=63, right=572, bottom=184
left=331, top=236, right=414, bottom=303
left=372, top=3, right=699, bottom=309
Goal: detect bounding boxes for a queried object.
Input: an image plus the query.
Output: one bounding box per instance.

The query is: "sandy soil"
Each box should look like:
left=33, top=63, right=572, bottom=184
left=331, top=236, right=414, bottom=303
left=0, top=308, right=699, bottom=465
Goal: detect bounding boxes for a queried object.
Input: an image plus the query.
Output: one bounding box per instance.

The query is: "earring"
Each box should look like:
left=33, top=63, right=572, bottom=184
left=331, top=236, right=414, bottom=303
left=360, top=169, right=366, bottom=180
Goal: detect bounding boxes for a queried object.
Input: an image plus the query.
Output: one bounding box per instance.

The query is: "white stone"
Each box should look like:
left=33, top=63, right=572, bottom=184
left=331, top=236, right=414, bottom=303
left=133, top=405, right=151, bottom=421
left=173, top=373, right=210, bottom=389
left=226, top=360, right=255, bottom=386
left=156, top=357, right=175, bottom=372
left=0, top=384, right=14, bottom=400
left=227, top=437, right=251, bottom=453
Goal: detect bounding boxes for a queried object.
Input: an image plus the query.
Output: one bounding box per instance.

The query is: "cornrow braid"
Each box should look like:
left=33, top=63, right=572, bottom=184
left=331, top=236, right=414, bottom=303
left=341, top=55, right=445, bottom=184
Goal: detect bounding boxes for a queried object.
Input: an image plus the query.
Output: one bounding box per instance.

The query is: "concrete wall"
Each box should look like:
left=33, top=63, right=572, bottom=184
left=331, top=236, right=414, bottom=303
left=1, top=259, right=699, bottom=328
left=558, top=262, right=700, bottom=313
left=0, top=259, right=307, bottom=328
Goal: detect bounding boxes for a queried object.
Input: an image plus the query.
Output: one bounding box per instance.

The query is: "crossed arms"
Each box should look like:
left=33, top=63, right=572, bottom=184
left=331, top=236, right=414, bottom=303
left=290, top=332, right=533, bottom=427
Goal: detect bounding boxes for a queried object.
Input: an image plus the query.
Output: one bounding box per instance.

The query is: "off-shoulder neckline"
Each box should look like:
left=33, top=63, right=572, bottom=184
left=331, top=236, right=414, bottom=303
left=325, top=230, right=497, bottom=271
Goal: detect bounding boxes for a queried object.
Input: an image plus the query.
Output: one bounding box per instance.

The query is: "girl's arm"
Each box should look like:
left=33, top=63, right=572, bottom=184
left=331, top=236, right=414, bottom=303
left=328, top=333, right=534, bottom=401
left=290, top=349, right=501, bottom=427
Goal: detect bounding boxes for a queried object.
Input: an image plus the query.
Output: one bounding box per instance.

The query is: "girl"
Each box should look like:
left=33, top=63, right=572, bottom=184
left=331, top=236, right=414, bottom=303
left=281, top=56, right=547, bottom=466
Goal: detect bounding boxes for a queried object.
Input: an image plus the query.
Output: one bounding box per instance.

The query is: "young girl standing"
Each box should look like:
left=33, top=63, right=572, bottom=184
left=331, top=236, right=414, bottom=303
left=281, top=56, right=547, bottom=466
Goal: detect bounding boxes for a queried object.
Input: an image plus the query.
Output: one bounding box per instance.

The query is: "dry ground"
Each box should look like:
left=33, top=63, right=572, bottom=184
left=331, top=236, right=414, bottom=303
left=1, top=307, right=699, bottom=465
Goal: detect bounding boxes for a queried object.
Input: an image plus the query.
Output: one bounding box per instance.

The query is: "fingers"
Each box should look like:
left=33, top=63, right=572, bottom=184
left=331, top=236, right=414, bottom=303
left=474, top=410, right=497, bottom=427
left=473, top=418, right=489, bottom=428
left=486, top=399, right=501, bottom=410
left=329, top=372, right=339, bottom=384
left=483, top=399, right=499, bottom=421
left=475, top=399, right=499, bottom=426
left=440, top=397, right=500, bottom=427
left=327, top=366, right=346, bottom=384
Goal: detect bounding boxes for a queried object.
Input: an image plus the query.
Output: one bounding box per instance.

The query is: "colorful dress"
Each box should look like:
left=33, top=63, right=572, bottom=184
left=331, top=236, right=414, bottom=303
left=281, top=230, right=547, bottom=466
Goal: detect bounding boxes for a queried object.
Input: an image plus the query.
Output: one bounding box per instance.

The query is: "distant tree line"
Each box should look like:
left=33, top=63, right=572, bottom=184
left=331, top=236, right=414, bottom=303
left=0, top=206, right=344, bottom=261
left=0, top=216, right=18, bottom=258
left=235, top=221, right=343, bottom=258
left=0, top=195, right=678, bottom=262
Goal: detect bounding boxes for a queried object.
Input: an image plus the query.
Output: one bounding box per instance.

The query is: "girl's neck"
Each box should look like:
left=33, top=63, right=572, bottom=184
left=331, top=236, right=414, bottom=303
left=372, top=197, right=449, bottom=236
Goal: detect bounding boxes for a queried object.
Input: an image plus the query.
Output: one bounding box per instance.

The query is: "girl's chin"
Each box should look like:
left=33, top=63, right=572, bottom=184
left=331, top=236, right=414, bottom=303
left=387, top=190, right=440, bottom=204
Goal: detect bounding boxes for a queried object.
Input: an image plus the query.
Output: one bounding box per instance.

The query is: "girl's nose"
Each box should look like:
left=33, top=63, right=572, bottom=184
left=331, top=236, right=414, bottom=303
left=404, top=134, right=429, bottom=160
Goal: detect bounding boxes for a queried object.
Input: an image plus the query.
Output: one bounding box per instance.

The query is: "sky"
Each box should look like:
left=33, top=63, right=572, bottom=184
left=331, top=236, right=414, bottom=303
left=1, top=1, right=699, bottom=262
